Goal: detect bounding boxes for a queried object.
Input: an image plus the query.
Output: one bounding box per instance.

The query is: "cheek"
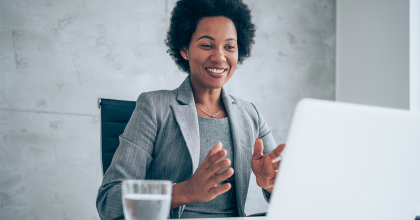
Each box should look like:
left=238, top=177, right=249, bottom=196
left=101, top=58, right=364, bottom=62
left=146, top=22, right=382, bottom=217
left=228, top=54, right=238, bottom=68
left=192, top=59, right=203, bottom=71
left=191, top=53, right=207, bottom=69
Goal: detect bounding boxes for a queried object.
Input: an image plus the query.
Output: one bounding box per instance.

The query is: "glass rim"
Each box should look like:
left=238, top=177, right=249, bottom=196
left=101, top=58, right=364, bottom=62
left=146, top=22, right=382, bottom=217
left=122, top=179, right=173, bottom=185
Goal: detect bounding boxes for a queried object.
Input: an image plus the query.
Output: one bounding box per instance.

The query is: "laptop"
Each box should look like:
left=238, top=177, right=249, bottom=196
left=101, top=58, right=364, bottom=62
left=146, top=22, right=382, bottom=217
left=267, top=99, right=420, bottom=220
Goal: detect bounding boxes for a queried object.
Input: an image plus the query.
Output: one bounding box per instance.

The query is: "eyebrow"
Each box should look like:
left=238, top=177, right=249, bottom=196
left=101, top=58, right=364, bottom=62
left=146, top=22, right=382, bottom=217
left=196, top=35, right=237, bottom=42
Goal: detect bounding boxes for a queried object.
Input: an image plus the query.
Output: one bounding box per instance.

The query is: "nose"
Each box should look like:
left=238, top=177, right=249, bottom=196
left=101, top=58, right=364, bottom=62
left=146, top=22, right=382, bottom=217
left=210, top=46, right=226, bottom=63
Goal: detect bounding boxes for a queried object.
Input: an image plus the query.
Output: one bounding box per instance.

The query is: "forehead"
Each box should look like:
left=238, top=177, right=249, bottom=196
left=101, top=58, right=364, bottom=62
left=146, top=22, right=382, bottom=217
left=192, top=16, right=237, bottom=40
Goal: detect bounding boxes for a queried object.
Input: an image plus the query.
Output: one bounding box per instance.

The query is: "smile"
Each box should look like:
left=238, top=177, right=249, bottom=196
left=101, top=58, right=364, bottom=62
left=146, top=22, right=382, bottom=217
left=205, top=68, right=227, bottom=73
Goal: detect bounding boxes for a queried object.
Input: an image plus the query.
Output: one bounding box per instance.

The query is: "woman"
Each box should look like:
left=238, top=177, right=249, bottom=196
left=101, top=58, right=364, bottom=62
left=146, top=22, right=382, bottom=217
left=96, top=0, right=285, bottom=219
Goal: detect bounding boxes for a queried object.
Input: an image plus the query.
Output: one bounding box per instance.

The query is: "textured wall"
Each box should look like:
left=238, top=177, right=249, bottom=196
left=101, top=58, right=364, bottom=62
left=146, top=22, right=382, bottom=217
left=0, top=0, right=335, bottom=219
left=337, top=0, right=409, bottom=109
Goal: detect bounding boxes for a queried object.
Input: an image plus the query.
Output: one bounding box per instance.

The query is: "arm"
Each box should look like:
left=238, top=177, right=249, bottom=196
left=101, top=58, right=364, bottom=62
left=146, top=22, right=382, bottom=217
left=251, top=103, right=277, bottom=155
left=96, top=93, right=157, bottom=220
left=250, top=103, right=285, bottom=201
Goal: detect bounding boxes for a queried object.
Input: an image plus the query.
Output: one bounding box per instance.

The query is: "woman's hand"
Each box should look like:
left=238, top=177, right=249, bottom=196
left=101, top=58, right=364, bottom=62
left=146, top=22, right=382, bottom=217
left=170, top=142, right=234, bottom=209
left=251, top=138, right=286, bottom=194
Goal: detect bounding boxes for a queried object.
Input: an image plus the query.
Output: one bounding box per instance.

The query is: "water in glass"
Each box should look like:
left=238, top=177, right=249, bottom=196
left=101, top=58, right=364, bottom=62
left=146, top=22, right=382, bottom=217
left=122, top=180, right=172, bottom=220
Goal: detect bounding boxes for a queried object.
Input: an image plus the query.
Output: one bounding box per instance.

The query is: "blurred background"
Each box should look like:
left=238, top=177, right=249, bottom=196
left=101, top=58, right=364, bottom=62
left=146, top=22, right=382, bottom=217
left=0, top=0, right=418, bottom=219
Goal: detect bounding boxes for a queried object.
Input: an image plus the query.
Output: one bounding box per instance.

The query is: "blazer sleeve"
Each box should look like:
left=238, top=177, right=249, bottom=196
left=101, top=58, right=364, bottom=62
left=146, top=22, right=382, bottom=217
left=96, top=92, right=157, bottom=220
left=250, top=103, right=277, bottom=154
left=251, top=103, right=277, bottom=203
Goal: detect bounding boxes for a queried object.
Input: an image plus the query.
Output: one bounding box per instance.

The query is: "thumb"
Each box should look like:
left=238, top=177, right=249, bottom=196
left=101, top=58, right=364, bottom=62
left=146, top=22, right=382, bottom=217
left=252, top=138, right=264, bottom=160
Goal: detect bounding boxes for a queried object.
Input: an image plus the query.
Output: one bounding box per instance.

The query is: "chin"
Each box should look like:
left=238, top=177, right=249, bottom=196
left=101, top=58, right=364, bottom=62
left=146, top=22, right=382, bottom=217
left=208, top=82, right=226, bottom=89
left=205, top=75, right=230, bottom=88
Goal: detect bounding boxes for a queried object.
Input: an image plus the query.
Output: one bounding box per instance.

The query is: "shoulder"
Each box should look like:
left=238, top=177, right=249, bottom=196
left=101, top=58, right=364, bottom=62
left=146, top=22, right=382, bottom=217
left=228, top=94, right=261, bottom=120
left=134, top=90, right=178, bottom=120
left=228, top=94, right=274, bottom=142
left=135, top=89, right=179, bottom=125
left=136, top=89, right=177, bottom=106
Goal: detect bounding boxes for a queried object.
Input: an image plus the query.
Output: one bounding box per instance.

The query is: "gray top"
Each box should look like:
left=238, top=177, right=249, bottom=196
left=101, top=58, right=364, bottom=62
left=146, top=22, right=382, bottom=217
left=198, top=116, right=235, bottom=181
left=181, top=116, right=238, bottom=218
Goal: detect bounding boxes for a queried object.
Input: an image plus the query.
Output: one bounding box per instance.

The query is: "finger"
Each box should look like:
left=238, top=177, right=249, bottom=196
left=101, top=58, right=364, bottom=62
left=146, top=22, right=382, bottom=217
left=269, top=176, right=276, bottom=186
left=272, top=160, right=281, bottom=170
left=202, top=142, right=223, bottom=164
left=207, top=142, right=223, bottom=157
left=209, top=182, right=231, bottom=197
left=269, top=143, right=286, bottom=160
left=252, top=138, right=264, bottom=160
left=207, top=158, right=231, bottom=177
left=201, top=149, right=227, bottom=171
left=207, top=149, right=227, bottom=164
left=211, top=167, right=234, bottom=185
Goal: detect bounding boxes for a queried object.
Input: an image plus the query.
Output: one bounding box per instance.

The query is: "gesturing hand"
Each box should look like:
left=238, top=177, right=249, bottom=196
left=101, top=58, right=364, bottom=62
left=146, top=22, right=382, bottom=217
left=251, top=138, right=286, bottom=194
left=176, top=142, right=234, bottom=206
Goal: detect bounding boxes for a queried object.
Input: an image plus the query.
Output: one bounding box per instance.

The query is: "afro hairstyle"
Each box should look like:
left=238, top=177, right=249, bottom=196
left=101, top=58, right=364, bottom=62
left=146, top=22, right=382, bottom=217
left=165, top=0, right=256, bottom=73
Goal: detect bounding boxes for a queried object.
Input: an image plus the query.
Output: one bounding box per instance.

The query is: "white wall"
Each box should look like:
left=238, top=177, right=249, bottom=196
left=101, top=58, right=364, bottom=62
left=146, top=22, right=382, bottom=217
left=0, top=0, right=336, bottom=219
left=337, top=0, right=420, bottom=215
left=411, top=0, right=420, bottom=112
left=337, top=0, right=410, bottom=109
left=410, top=0, right=420, bottom=215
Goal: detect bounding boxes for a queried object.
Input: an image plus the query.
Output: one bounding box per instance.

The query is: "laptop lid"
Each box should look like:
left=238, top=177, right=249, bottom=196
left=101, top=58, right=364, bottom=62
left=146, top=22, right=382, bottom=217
left=267, top=99, right=420, bottom=220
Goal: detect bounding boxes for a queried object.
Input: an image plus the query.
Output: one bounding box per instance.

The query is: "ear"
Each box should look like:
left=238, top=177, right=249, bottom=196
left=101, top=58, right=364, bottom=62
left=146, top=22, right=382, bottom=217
left=180, top=48, right=189, bottom=60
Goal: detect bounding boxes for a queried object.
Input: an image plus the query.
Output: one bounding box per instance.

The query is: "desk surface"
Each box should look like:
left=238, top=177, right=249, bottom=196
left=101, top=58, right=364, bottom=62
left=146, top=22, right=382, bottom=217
left=182, top=218, right=266, bottom=220
left=184, top=216, right=420, bottom=220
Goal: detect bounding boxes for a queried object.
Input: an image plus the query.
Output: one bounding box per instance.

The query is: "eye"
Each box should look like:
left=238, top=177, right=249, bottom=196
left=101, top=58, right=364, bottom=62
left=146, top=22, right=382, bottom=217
left=200, top=44, right=211, bottom=49
left=226, top=45, right=235, bottom=50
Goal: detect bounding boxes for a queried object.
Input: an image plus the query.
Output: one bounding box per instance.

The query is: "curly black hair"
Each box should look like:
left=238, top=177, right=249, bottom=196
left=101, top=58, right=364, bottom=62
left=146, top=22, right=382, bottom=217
left=165, top=0, right=256, bottom=73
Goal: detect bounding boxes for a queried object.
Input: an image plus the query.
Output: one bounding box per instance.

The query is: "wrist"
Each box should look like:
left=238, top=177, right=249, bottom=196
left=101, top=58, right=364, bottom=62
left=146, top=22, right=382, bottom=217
left=177, top=181, right=192, bottom=204
left=171, top=181, right=192, bottom=209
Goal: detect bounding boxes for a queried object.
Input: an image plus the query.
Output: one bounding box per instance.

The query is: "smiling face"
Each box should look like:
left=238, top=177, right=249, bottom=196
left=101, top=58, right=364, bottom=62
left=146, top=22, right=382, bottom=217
left=181, top=16, right=238, bottom=90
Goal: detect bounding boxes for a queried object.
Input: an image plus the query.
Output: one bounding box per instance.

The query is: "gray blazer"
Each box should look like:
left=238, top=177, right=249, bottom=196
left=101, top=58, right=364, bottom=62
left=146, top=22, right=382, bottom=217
left=96, top=76, right=277, bottom=219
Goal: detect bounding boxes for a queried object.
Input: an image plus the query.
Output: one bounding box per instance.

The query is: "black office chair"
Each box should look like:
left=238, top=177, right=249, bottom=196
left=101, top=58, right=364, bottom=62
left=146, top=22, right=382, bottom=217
left=98, top=98, right=136, bottom=175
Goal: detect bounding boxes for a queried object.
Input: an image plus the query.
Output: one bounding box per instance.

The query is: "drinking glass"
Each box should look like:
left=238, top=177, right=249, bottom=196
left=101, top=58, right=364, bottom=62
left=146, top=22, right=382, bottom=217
left=122, top=180, right=172, bottom=220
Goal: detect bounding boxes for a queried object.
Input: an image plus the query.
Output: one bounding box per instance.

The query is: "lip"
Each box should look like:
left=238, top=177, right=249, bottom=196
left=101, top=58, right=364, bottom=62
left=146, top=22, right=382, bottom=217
left=204, top=67, right=229, bottom=78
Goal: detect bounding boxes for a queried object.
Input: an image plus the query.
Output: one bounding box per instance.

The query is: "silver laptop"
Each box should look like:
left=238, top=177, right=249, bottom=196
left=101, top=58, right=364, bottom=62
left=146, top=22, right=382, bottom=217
left=267, top=99, right=420, bottom=220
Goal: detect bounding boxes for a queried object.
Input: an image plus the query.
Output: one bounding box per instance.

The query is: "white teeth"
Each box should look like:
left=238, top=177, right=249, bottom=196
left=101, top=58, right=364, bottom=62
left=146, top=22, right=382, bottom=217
left=206, top=68, right=226, bottom=73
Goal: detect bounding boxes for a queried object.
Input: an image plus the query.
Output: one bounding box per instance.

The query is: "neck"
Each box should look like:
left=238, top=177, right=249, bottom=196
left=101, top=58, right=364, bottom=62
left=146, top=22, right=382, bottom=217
left=190, top=77, right=223, bottom=108
left=192, top=84, right=222, bottom=107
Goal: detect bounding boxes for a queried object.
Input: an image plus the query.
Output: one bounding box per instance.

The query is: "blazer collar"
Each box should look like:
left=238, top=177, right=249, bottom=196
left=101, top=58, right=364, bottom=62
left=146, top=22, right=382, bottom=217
left=171, top=76, right=201, bottom=174
left=175, top=76, right=195, bottom=105
left=222, top=88, right=252, bottom=217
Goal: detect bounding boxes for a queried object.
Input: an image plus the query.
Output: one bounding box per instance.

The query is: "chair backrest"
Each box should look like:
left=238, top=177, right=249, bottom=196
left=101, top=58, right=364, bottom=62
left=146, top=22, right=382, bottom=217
left=98, top=98, right=136, bottom=175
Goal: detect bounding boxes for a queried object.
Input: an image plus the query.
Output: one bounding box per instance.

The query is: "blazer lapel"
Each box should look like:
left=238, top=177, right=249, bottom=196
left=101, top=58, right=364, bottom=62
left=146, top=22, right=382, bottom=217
left=222, top=89, right=253, bottom=217
left=170, top=76, right=201, bottom=174
left=170, top=78, right=253, bottom=216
